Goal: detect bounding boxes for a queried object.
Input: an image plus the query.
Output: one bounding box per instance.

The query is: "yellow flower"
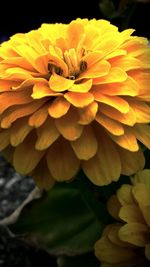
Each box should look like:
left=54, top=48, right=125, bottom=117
left=95, top=169, right=150, bottom=266
left=0, top=19, right=150, bottom=188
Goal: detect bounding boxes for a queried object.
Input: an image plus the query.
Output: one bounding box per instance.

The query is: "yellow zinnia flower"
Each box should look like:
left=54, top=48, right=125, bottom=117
left=0, top=19, right=150, bottom=188
left=95, top=169, right=150, bottom=266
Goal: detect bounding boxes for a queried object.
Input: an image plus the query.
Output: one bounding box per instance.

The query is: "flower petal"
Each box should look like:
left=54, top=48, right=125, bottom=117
left=117, top=147, right=145, bottom=176
left=55, top=108, right=83, bottom=140
left=93, top=94, right=130, bottom=114
left=1, top=99, right=46, bottom=128
left=28, top=105, right=48, bottom=128
left=35, top=118, right=60, bottom=150
left=64, top=91, right=94, bottom=108
left=0, top=129, right=10, bottom=150
left=109, top=127, right=139, bottom=152
left=71, top=125, right=98, bottom=160
left=119, top=222, right=149, bottom=246
left=93, top=67, right=127, bottom=84
left=48, top=97, right=70, bottom=118
left=32, top=82, right=62, bottom=99
left=46, top=137, right=80, bottom=181
left=78, top=60, right=110, bottom=79
left=31, top=158, right=55, bottom=190
left=78, top=102, right=98, bottom=125
left=10, top=117, right=33, bottom=146
left=119, top=205, right=145, bottom=224
left=82, top=128, right=121, bottom=185
left=68, top=79, right=92, bottom=93
left=13, top=132, right=45, bottom=175
left=133, top=124, right=150, bottom=149
left=49, top=73, right=74, bottom=92
left=96, top=112, right=124, bottom=136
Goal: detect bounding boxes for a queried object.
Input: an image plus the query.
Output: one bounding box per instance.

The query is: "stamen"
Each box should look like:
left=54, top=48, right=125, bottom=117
left=48, top=62, right=63, bottom=76
left=80, top=61, right=87, bottom=72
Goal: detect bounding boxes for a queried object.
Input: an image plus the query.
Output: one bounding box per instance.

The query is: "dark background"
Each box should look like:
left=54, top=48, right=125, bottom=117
left=0, top=0, right=150, bottom=41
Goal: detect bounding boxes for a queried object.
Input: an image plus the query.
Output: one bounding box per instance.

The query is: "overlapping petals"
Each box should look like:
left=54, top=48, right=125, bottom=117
left=0, top=18, right=150, bottom=188
left=95, top=169, right=150, bottom=266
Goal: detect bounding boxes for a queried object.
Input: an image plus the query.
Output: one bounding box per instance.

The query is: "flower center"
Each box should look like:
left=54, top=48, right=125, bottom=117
left=48, top=48, right=87, bottom=80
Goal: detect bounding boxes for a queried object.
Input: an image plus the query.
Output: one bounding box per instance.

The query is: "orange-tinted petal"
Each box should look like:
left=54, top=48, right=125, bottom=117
left=35, top=118, right=60, bottom=150
left=48, top=96, right=70, bottom=118
left=55, top=108, right=83, bottom=140
left=49, top=73, right=74, bottom=92
left=109, top=127, right=139, bottom=152
left=32, top=81, right=62, bottom=99
left=46, top=137, right=80, bottom=181
left=0, top=129, right=10, bottom=150
left=1, top=99, right=46, bottom=128
left=69, top=79, right=92, bottom=93
left=64, top=91, right=94, bottom=108
left=10, top=117, right=33, bottom=146
left=96, top=112, right=124, bottom=136
left=82, top=128, right=121, bottom=185
left=93, top=67, right=127, bottom=84
left=78, top=60, right=110, bottom=79
left=78, top=102, right=98, bottom=125
left=28, top=105, right=48, bottom=128
left=93, top=94, right=129, bottom=114
left=13, top=133, right=45, bottom=175
left=71, top=125, right=98, bottom=160
left=117, top=147, right=145, bottom=176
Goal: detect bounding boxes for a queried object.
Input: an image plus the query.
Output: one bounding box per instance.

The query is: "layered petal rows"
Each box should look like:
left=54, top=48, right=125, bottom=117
left=95, top=169, right=150, bottom=266
left=0, top=19, right=150, bottom=188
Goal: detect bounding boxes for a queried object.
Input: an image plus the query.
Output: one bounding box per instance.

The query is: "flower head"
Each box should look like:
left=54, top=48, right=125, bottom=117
left=0, top=19, right=150, bottom=188
left=95, top=169, right=150, bottom=266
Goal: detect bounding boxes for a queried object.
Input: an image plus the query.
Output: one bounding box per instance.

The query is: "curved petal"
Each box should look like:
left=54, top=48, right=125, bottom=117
left=48, top=96, right=70, bottom=118
left=64, top=91, right=94, bottom=108
left=46, top=137, right=80, bottom=181
left=71, top=125, right=98, bottom=160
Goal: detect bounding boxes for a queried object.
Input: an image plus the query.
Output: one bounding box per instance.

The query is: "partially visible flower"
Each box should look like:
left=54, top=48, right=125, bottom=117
left=0, top=19, right=150, bottom=188
left=95, top=169, right=150, bottom=266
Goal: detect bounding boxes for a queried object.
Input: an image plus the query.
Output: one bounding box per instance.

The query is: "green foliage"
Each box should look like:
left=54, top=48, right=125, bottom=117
left=10, top=174, right=110, bottom=256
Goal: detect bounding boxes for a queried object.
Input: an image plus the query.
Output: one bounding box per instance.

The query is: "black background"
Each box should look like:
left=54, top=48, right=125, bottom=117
left=0, top=0, right=150, bottom=40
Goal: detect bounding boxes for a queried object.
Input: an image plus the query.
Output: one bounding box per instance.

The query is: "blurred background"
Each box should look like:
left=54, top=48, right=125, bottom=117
left=0, top=0, right=150, bottom=41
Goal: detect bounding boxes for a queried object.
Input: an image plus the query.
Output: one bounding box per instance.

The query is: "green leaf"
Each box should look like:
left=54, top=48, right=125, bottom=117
left=9, top=175, right=107, bottom=256
left=57, top=253, right=99, bottom=267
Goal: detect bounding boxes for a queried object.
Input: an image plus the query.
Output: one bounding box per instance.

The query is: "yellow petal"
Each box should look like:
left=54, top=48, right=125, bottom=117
left=117, top=147, right=145, bottom=176
left=82, top=128, right=121, bottom=185
left=0, top=88, right=32, bottom=114
left=93, top=76, right=139, bottom=96
left=119, top=222, right=149, bottom=246
left=28, top=105, right=48, bottom=128
left=93, top=94, right=129, bottom=114
left=95, top=233, right=136, bottom=264
left=119, top=205, right=145, bottom=224
left=10, top=117, right=33, bottom=146
left=32, top=82, right=62, bottom=99
left=35, top=118, right=60, bottom=150
left=13, top=133, right=45, bottom=175
left=48, top=45, right=68, bottom=77
left=133, top=124, right=150, bottom=149
left=46, top=137, right=80, bottom=181
left=110, top=56, right=144, bottom=71
left=49, top=73, right=74, bottom=92
left=55, top=108, right=83, bottom=140
left=93, top=67, right=127, bottom=84
left=107, top=195, right=121, bottom=221
left=128, top=99, right=150, bottom=123
left=68, top=79, right=92, bottom=93
left=132, top=183, right=150, bottom=227
left=78, top=102, right=98, bottom=125
left=64, top=91, right=94, bottom=108
left=48, top=97, right=70, bottom=118
left=109, top=127, right=139, bottom=152
left=67, top=21, right=84, bottom=48
left=101, top=104, right=136, bottom=126
left=133, top=169, right=150, bottom=186
left=78, top=60, right=110, bottom=79
left=96, top=112, right=124, bottom=136
left=0, top=129, right=10, bottom=150
left=1, top=99, right=46, bottom=128
left=71, top=125, right=98, bottom=160
left=117, top=184, right=136, bottom=206
left=31, top=157, right=55, bottom=190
